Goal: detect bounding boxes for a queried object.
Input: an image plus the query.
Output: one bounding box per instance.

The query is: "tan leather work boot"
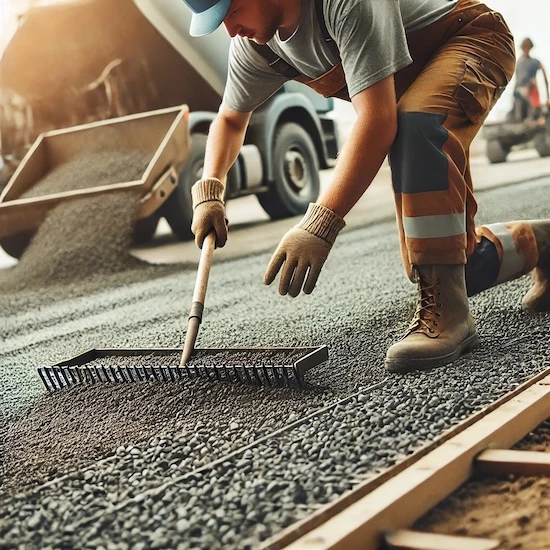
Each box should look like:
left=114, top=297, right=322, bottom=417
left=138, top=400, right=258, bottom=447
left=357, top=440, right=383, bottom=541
left=522, top=220, right=550, bottom=313
left=385, top=265, right=480, bottom=373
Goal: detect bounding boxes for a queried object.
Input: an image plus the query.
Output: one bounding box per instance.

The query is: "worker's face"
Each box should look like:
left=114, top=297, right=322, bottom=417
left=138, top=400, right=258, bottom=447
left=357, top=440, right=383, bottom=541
left=521, top=39, right=533, bottom=55
left=223, top=0, right=282, bottom=44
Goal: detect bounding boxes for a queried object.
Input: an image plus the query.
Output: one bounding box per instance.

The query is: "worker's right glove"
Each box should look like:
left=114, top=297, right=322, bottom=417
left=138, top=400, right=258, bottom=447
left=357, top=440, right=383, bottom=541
left=191, top=178, right=228, bottom=248
left=264, top=203, right=346, bottom=297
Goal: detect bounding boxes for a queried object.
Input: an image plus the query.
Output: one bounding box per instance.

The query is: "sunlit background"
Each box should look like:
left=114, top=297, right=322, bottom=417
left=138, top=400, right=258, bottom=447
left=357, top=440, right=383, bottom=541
left=1, top=0, right=549, bottom=134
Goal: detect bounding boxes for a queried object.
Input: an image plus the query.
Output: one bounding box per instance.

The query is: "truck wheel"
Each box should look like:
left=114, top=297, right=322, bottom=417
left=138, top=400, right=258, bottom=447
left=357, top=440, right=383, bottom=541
left=133, top=213, right=161, bottom=245
left=0, top=231, right=34, bottom=259
left=257, top=122, right=320, bottom=220
left=534, top=131, right=550, bottom=157
left=486, top=140, right=509, bottom=164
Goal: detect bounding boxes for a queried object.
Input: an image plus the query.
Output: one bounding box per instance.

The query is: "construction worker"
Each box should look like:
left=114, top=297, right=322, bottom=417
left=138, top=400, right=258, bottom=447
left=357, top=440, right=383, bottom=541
left=512, top=37, right=549, bottom=122
left=184, top=0, right=550, bottom=373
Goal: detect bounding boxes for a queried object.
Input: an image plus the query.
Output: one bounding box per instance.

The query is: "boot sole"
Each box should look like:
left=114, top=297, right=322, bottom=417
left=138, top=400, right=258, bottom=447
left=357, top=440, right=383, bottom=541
left=385, top=332, right=481, bottom=374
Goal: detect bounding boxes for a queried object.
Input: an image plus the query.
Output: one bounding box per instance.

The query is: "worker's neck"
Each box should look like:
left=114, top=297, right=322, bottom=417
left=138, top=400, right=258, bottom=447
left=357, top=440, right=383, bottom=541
left=278, top=0, right=302, bottom=41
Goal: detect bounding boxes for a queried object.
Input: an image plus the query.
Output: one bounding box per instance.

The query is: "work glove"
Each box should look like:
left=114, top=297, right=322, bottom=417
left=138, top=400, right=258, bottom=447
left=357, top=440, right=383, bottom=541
left=191, top=178, right=228, bottom=248
left=264, top=203, right=345, bottom=297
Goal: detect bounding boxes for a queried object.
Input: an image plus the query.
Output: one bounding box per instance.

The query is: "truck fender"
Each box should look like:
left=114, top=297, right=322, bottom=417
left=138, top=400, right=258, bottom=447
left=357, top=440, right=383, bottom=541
left=247, top=93, right=333, bottom=183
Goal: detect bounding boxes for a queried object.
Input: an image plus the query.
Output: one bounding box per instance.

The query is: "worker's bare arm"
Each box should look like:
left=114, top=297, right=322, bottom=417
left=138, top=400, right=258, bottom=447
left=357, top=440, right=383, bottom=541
left=202, top=105, right=252, bottom=185
left=316, top=74, right=398, bottom=218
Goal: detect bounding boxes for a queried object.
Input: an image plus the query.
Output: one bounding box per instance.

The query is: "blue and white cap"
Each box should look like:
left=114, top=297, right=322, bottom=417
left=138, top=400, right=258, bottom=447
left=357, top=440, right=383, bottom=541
left=182, top=0, right=232, bottom=37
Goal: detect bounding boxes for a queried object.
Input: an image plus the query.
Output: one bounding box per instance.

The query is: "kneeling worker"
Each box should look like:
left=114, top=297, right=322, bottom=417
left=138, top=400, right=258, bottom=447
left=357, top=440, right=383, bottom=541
left=183, top=0, right=550, bottom=373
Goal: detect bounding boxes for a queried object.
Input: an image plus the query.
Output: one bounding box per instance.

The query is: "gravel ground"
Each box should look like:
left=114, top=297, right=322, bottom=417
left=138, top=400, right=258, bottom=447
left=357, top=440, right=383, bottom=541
left=0, top=178, right=549, bottom=548
left=415, top=420, right=550, bottom=549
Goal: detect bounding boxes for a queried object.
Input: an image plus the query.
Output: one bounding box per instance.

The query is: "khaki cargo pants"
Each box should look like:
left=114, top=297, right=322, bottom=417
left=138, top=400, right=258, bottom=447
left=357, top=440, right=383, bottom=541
left=390, top=0, right=516, bottom=279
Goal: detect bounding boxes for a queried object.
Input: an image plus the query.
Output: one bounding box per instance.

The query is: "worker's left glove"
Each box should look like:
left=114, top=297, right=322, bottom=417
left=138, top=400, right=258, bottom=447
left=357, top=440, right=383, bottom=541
left=264, top=203, right=345, bottom=297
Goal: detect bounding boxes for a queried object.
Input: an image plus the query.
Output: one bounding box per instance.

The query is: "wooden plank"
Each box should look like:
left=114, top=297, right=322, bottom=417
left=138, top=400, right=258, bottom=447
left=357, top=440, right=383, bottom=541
left=263, top=368, right=550, bottom=550
left=475, top=449, right=550, bottom=476
left=285, top=372, right=550, bottom=550
left=384, top=529, right=500, bottom=550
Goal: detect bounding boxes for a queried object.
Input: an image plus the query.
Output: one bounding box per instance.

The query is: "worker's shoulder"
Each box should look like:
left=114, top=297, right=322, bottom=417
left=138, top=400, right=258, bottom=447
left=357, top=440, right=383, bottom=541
left=322, top=0, right=392, bottom=27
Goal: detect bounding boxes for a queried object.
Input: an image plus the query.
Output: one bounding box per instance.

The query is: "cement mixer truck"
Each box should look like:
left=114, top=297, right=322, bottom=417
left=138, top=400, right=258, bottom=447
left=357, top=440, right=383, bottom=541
left=0, top=0, right=339, bottom=258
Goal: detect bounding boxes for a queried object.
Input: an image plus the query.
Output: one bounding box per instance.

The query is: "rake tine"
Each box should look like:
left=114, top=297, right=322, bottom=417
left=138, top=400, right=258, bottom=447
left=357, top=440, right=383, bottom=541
left=57, top=367, right=70, bottom=388
left=39, top=369, right=52, bottom=392
left=47, top=368, right=59, bottom=391
left=83, top=367, right=92, bottom=384
left=101, top=366, right=111, bottom=383
left=65, top=367, right=76, bottom=386
left=93, top=365, right=102, bottom=383
left=113, top=366, right=122, bottom=383
left=76, top=367, right=86, bottom=385
left=184, top=364, right=193, bottom=379
left=148, top=367, right=159, bottom=381
left=235, top=365, right=245, bottom=383
left=280, top=367, right=291, bottom=388
left=170, top=366, right=179, bottom=380
left=252, top=367, right=262, bottom=386
left=293, top=367, right=304, bottom=390
left=260, top=366, right=271, bottom=387
left=53, top=367, right=66, bottom=390
left=212, top=365, right=221, bottom=381
left=272, top=366, right=283, bottom=387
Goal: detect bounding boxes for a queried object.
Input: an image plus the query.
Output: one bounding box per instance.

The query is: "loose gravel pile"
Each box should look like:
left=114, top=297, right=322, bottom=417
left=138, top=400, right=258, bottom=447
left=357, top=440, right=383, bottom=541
left=20, top=149, right=151, bottom=199
left=0, top=179, right=548, bottom=548
left=0, top=149, right=152, bottom=293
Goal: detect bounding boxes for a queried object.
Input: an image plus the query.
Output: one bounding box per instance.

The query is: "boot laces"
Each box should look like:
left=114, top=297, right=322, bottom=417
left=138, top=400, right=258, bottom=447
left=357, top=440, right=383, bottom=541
left=407, top=273, right=441, bottom=334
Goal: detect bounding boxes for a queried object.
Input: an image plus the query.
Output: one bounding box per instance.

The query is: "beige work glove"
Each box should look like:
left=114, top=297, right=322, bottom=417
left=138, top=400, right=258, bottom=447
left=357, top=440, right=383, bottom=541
left=264, top=203, right=345, bottom=297
left=191, top=178, right=228, bottom=248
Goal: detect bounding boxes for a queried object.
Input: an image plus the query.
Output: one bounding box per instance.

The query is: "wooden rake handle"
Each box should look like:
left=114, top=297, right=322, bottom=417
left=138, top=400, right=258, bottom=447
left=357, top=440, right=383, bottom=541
left=180, top=232, right=216, bottom=366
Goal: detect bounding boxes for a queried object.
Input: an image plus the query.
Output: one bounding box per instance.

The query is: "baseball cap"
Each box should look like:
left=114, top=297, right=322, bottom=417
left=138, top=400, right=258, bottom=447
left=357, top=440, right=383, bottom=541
left=182, top=0, right=232, bottom=37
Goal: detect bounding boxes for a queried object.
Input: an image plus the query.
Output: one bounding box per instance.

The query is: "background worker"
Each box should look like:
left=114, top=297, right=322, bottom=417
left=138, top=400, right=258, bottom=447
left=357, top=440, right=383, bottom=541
left=512, top=37, right=549, bottom=122
left=184, top=0, right=550, bottom=373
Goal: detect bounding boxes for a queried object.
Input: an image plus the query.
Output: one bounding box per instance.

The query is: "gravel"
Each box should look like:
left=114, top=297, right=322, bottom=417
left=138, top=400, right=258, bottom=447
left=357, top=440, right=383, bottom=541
left=0, top=178, right=549, bottom=548
left=0, top=149, right=157, bottom=294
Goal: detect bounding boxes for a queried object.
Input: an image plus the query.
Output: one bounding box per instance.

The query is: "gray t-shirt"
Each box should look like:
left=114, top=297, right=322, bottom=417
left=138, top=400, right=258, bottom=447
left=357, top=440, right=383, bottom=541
left=515, top=55, right=541, bottom=89
left=223, top=0, right=459, bottom=112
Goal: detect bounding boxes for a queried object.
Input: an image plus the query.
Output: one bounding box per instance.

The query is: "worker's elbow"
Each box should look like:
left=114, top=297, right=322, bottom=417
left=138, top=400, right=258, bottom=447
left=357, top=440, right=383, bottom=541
left=217, top=105, right=252, bottom=134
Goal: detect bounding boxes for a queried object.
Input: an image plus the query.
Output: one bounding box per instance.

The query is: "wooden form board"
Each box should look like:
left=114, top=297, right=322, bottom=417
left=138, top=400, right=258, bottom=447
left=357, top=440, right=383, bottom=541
left=384, top=529, right=500, bottom=550
left=264, top=368, right=550, bottom=550
left=475, top=449, right=550, bottom=476
left=285, top=372, right=550, bottom=550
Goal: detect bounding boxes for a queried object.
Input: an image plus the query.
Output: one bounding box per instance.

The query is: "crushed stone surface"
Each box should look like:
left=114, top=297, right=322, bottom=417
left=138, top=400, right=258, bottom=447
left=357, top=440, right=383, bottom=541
left=0, top=178, right=549, bottom=548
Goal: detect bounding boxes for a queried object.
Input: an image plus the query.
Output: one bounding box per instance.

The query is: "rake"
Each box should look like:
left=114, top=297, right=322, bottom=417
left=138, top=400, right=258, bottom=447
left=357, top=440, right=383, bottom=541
left=38, top=233, right=328, bottom=391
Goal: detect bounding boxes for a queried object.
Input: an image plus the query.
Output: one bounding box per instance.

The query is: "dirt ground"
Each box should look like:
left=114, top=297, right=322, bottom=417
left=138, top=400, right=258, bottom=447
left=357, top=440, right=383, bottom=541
left=415, top=420, right=550, bottom=549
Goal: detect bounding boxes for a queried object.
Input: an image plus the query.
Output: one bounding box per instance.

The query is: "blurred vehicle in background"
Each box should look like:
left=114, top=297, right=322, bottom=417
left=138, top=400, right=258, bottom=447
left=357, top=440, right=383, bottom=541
left=482, top=37, right=550, bottom=164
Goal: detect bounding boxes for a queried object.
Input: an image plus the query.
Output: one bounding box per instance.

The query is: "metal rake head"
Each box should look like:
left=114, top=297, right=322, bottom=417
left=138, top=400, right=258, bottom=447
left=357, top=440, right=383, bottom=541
left=38, top=346, right=329, bottom=392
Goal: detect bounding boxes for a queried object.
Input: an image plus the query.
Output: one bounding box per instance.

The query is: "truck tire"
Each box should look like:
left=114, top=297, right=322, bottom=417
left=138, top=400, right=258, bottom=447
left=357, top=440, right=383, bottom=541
left=0, top=231, right=34, bottom=259
left=133, top=213, right=161, bottom=245
left=257, top=123, right=320, bottom=220
left=162, top=134, right=240, bottom=241
left=486, top=140, right=509, bottom=164
left=534, top=131, right=550, bottom=157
